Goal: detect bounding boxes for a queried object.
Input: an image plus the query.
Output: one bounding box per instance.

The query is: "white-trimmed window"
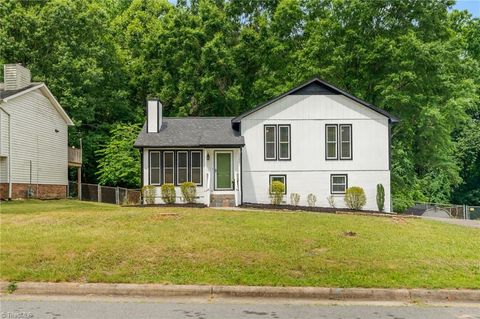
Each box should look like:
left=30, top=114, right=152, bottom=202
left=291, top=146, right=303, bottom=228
left=340, top=124, right=352, bottom=160
left=278, top=125, right=291, bottom=160
left=264, top=125, right=277, bottom=160
left=177, top=151, right=188, bottom=184
left=191, top=151, right=202, bottom=185
left=331, top=174, right=347, bottom=194
left=150, top=151, right=161, bottom=185
left=326, top=124, right=338, bottom=160
left=163, top=151, right=174, bottom=184
left=269, top=175, right=287, bottom=194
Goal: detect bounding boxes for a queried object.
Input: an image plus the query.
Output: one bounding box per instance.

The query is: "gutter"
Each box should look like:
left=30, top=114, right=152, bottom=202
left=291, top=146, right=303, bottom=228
left=0, top=105, right=12, bottom=199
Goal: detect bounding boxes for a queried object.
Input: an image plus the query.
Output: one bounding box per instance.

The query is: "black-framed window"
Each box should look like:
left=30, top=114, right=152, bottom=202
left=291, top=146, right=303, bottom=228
left=278, top=125, right=291, bottom=160
left=163, top=151, right=175, bottom=184
left=330, top=174, right=347, bottom=194
left=326, top=124, right=338, bottom=160
left=264, top=125, right=277, bottom=160
left=269, top=175, right=287, bottom=194
left=340, top=124, right=352, bottom=160
left=150, top=151, right=161, bottom=185
left=176, top=151, right=189, bottom=184
left=191, top=151, right=202, bottom=185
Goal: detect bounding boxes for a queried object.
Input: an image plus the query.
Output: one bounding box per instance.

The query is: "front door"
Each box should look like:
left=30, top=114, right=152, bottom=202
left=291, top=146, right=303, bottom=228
left=215, top=151, right=232, bottom=190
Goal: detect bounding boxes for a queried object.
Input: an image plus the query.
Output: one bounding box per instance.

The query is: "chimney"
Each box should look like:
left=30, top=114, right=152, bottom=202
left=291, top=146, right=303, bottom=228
left=147, top=98, right=162, bottom=133
left=4, top=64, right=31, bottom=91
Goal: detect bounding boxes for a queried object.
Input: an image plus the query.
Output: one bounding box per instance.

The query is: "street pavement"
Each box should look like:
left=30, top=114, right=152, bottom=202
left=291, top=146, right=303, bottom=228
left=1, top=295, right=479, bottom=319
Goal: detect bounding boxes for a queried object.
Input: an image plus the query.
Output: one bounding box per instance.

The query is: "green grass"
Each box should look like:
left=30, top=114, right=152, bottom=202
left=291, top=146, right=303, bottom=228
left=1, top=199, right=479, bottom=289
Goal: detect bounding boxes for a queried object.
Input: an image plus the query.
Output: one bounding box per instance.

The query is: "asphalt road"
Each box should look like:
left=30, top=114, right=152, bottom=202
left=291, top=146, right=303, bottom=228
left=1, top=296, right=479, bottom=319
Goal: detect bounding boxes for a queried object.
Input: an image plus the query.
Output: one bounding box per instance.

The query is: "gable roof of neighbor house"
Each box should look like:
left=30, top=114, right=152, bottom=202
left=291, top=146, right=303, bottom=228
left=232, top=78, right=399, bottom=124
left=0, top=82, right=74, bottom=126
left=134, top=117, right=245, bottom=148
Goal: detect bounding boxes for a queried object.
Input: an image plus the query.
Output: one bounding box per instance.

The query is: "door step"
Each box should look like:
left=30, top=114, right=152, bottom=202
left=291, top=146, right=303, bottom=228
left=210, top=194, right=235, bottom=207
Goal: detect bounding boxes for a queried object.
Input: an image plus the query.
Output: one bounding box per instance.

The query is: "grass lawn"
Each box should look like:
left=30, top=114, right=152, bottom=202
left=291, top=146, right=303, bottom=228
left=1, top=199, right=479, bottom=289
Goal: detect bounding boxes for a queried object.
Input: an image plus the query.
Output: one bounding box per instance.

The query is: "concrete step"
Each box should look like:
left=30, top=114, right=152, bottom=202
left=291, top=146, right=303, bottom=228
left=210, top=194, right=235, bottom=207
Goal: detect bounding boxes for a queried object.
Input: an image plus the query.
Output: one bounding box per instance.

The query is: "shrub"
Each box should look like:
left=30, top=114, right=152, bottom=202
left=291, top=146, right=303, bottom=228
left=376, top=184, right=385, bottom=212
left=290, top=193, right=300, bottom=206
left=142, top=185, right=156, bottom=205
left=344, top=186, right=367, bottom=210
left=181, top=182, right=197, bottom=203
left=270, top=181, right=285, bottom=205
left=327, top=195, right=336, bottom=208
left=307, top=193, right=317, bottom=207
left=161, top=183, right=176, bottom=204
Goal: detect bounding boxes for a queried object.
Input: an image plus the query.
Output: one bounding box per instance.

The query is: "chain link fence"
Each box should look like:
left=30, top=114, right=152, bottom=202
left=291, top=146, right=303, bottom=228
left=68, top=181, right=141, bottom=205
left=406, top=202, right=479, bottom=220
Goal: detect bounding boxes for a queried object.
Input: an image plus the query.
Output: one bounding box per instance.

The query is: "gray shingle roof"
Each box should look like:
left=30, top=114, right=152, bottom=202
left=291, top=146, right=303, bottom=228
left=0, top=83, right=39, bottom=99
left=134, top=117, right=244, bottom=148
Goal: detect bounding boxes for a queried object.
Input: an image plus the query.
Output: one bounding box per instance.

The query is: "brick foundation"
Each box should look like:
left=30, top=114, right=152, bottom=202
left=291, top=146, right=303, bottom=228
left=0, top=183, right=67, bottom=200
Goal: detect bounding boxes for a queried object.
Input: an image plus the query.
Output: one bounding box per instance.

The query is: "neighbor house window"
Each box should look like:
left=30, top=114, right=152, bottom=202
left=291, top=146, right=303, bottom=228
left=269, top=175, right=287, bottom=194
left=150, top=151, right=161, bottom=185
left=326, top=125, right=338, bottom=160
left=331, top=174, right=347, bottom=194
left=177, top=151, right=188, bottom=184
left=278, top=125, right=291, bottom=160
left=163, top=151, right=174, bottom=184
left=191, top=151, right=202, bottom=185
left=264, top=125, right=277, bottom=160
left=339, top=124, right=352, bottom=160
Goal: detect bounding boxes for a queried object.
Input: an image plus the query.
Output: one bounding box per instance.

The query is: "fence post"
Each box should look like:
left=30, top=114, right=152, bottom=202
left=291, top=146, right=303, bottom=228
left=116, top=187, right=119, bottom=205
left=98, top=184, right=101, bottom=203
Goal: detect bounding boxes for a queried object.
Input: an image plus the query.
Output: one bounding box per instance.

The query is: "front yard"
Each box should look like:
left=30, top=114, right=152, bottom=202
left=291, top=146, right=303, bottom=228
left=0, top=200, right=479, bottom=289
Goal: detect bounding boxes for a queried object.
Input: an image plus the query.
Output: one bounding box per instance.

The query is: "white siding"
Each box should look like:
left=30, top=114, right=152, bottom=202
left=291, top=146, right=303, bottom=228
left=0, top=157, right=7, bottom=183
left=0, top=109, right=9, bottom=156
left=1, top=90, right=69, bottom=185
left=241, top=94, right=392, bottom=211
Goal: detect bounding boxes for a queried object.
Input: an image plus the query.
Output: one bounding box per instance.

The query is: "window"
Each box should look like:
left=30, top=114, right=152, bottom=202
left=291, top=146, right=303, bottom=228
left=331, top=174, right=347, bottom=194
left=326, top=125, right=338, bottom=160
left=278, top=125, right=291, bottom=160
left=340, top=124, right=352, bottom=160
left=150, top=151, right=161, bottom=185
left=163, top=151, right=174, bottom=184
left=191, top=151, right=202, bottom=185
left=269, top=175, right=287, bottom=194
left=264, top=125, right=277, bottom=160
left=177, top=151, right=188, bottom=184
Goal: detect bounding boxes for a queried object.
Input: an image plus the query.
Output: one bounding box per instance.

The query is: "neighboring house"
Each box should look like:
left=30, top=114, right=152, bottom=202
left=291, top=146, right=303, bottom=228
left=134, top=78, right=398, bottom=211
left=0, top=64, right=78, bottom=200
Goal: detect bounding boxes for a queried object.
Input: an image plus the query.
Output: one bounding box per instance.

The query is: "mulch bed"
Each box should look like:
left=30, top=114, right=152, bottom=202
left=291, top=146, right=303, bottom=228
left=122, top=203, right=207, bottom=208
left=240, top=202, right=407, bottom=218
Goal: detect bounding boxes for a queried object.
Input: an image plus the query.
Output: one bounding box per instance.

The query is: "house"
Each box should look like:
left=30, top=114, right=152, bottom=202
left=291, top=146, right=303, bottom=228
left=0, top=64, right=79, bottom=200
left=134, top=78, right=398, bottom=211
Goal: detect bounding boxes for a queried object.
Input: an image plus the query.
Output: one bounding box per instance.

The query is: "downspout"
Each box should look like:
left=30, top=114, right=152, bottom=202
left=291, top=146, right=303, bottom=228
left=0, top=105, right=12, bottom=199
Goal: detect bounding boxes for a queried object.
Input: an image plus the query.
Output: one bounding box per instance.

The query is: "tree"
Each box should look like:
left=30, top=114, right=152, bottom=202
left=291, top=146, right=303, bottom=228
left=96, top=124, right=141, bottom=188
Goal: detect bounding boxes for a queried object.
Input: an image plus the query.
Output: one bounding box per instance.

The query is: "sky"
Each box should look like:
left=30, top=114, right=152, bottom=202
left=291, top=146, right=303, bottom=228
left=168, top=0, right=479, bottom=17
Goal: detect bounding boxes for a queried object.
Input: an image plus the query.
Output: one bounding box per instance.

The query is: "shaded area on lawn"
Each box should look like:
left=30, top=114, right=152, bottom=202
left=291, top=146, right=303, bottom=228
left=1, top=200, right=479, bottom=289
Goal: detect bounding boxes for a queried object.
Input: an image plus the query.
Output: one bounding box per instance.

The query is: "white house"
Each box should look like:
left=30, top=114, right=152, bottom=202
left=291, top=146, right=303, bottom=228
left=134, top=78, right=398, bottom=211
left=0, top=64, right=77, bottom=200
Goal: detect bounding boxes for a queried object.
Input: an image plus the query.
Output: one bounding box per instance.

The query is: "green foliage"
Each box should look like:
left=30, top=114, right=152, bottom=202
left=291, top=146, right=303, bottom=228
left=6, top=282, right=17, bottom=294
left=327, top=195, right=336, bottom=209
left=142, top=185, right=156, bottom=205
left=180, top=182, right=197, bottom=204
left=290, top=193, right=300, bottom=206
left=161, top=183, right=176, bottom=204
left=344, top=187, right=367, bottom=210
left=1, top=0, right=479, bottom=208
left=376, top=184, right=385, bottom=212
left=96, top=124, right=141, bottom=188
left=307, top=194, right=316, bottom=207
left=269, top=181, right=285, bottom=205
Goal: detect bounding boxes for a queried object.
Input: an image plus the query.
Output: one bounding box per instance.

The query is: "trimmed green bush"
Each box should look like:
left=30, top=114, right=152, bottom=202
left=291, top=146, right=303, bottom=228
left=327, top=195, right=336, bottom=208
left=270, top=181, right=285, bottom=205
left=290, top=193, right=300, bottom=206
left=344, top=186, right=367, bottom=210
left=142, top=185, right=156, bottom=205
left=307, top=193, right=317, bottom=207
left=376, top=184, right=385, bottom=212
left=161, top=183, right=176, bottom=204
left=181, top=182, right=197, bottom=203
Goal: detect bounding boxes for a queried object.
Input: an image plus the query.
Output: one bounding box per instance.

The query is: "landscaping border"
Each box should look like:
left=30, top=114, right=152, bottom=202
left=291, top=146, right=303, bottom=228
left=1, top=282, right=478, bottom=302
